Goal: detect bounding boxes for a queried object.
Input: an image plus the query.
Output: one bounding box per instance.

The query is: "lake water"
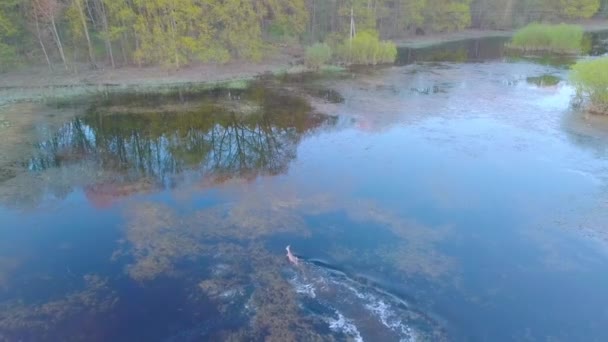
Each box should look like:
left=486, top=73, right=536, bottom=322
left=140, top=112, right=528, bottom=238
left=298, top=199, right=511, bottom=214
left=1, top=37, right=608, bottom=341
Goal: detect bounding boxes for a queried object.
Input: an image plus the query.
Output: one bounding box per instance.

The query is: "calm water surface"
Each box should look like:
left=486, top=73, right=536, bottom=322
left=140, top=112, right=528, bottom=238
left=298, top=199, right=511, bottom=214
left=1, top=40, right=608, bottom=341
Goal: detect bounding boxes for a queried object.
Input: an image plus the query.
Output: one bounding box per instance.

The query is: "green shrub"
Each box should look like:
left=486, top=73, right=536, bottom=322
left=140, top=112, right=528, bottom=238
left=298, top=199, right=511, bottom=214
left=305, top=43, right=332, bottom=70
left=0, top=42, right=18, bottom=72
left=571, top=57, right=608, bottom=114
left=509, top=24, right=584, bottom=54
left=334, top=31, right=397, bottom=66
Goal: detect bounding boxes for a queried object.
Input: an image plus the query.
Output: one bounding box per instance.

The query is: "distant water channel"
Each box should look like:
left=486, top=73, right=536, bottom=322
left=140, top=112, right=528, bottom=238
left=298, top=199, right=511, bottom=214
left=1, top=35, right=608, bottom=341
left=397, top=30, right=608, bottom=65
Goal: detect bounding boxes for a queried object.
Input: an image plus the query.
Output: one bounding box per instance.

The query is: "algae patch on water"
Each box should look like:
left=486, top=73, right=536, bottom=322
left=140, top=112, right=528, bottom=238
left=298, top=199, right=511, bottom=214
left=0, top=275, right=118, bottom=341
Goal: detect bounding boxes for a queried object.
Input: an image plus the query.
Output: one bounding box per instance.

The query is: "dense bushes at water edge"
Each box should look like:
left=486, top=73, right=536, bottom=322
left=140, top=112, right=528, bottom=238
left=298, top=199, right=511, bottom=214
left=570, top=57, right=608, bottom=115
left=305, top=43, right=332, bottom=69
left=305, top=31, right=397, bottom=68
left=508, top=24, right=584, bottom=54
left=334, top=31, right=397, bottom=66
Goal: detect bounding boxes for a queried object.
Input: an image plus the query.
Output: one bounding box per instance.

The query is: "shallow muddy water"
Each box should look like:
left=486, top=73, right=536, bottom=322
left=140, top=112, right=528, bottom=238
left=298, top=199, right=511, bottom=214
left=2, top=40, right=608, bottom=342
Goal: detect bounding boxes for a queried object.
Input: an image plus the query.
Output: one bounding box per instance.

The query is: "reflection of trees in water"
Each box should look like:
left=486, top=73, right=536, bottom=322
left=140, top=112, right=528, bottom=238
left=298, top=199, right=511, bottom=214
left=397, top=37, right=508, bottom=65
left=12, top=86, right=334, bottom=206
left=30, top=88, right=331, bottom=184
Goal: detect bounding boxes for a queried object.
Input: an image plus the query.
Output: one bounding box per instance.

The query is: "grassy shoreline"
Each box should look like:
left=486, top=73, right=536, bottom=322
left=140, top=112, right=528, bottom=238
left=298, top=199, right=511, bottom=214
left=1, top=20, right=607, bottom=106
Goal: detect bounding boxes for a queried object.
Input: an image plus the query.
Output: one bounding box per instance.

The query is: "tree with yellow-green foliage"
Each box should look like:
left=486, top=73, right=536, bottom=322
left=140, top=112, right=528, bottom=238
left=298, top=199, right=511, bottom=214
left=401, top=0, right=427, bottom=31
left=212, top=0, right=264, bottom=61
left=102, top=0, right=136, bottom=66
left=0, top=0, right=605, bottom=71
left=557, top=0, right=600, bottom=19
left=131, top=0, right=226, bottom=68
left=0, top=0, right=23, bottom=71
left=424, top=0, right=471, bottom=32
left=65, top=0, right=96, bottom=65
left=254, top=0, right=308, bottom=39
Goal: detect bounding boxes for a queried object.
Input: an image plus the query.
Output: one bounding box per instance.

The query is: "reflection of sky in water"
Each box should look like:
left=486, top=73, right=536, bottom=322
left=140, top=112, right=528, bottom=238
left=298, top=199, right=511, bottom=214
left=1, top=58, right=608, bottom=341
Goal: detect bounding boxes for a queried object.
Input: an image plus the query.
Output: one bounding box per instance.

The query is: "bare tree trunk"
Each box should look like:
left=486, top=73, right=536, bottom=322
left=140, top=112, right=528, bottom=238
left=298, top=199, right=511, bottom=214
left=85, top=0, right=96, bottom=26
left=502, top=0, right=515, bottom=29
left=135, top=36, right=141, bottom=67
left=120, top=34, right=128, bottom=65
left=350, top=6, right=356, bottom=41
left=169, top=3, right=179, bottom=69
left=311, top=0, right=316, bottom=43
left=49, top=15, right=68, bottom=69
left=34, top=12, right=52, bottom=71
left=74, top=0, right=96, bottom=66
left=97, top=0, right=115, bottom=68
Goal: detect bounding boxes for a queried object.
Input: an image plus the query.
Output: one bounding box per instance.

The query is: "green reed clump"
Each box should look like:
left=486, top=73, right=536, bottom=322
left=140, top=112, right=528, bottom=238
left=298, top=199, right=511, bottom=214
left=509, top=23, right=584, bottom=54
left=334, top=30, right=397, bottom=65
left=571, top=56, right=608, bottom=115
left=305, top=43, right=332, bottom=70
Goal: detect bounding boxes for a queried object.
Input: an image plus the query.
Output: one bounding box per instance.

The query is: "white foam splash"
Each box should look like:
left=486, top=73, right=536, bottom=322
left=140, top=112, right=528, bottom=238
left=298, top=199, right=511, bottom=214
left=333, top=278, right=367, bottom=300
left=365, top=301, right=415, bottom=342
left=289, top=275, right=317, bottom=298
left=328, top=311, right=364, bottom=342
left=288, top=264, right=424, bottom=341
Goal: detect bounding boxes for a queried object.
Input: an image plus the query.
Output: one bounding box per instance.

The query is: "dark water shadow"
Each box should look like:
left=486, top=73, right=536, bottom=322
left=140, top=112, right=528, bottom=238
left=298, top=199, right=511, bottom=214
left=397, top=37, right=509, bottom=65
left=397, top=30, right=608, bottom=66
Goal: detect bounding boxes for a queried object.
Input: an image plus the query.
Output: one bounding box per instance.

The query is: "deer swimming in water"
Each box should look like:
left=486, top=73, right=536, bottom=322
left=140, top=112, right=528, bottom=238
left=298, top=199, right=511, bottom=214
left=286, top=245, right=299, bottom=265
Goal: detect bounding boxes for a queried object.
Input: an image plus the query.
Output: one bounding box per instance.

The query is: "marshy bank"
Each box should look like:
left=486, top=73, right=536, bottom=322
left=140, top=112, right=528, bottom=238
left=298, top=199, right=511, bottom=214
left=2, top=23, right=608, bottom=107
left=571, top=56, right=608, bottom=115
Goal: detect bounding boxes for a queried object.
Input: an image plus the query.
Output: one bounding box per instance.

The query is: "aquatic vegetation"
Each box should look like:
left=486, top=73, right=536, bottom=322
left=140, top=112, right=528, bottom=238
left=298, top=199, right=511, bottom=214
left=508, top=24, right=584, bottom=54
left=286, top=249, right=449, bottom=341
left=118, top=191, right=314, bottom=281
left=378, top=245, right=455, bottom=280
left=193, top=202, right=309, bottom=241
left=570, top=56, right=608, bottom=115
left=119, top=202, right=204, bottom=281
left=342, top=200, right=455, bottom=280
left=526, top=75, right=561, bottom=87
left=305, top=43, right=332, bottom=70
left=225, top=246, right=329, bottom=342
left=0, top=275, right=117, bottom=341
left=334, top=31, right=397, bottom=66
left=193, top=243, right=332, bottom=341
left=198, top=275, right=249, bottom=315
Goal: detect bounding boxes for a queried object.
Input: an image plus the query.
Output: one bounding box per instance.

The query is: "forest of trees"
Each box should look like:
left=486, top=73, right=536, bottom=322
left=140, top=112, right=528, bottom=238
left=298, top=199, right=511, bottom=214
left=0, top=0, right=606, bottom=71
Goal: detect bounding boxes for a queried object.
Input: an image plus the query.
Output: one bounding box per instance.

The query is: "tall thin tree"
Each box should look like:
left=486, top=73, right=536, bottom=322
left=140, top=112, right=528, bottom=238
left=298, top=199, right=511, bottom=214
left=73, top=0, right=96, bottom=66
